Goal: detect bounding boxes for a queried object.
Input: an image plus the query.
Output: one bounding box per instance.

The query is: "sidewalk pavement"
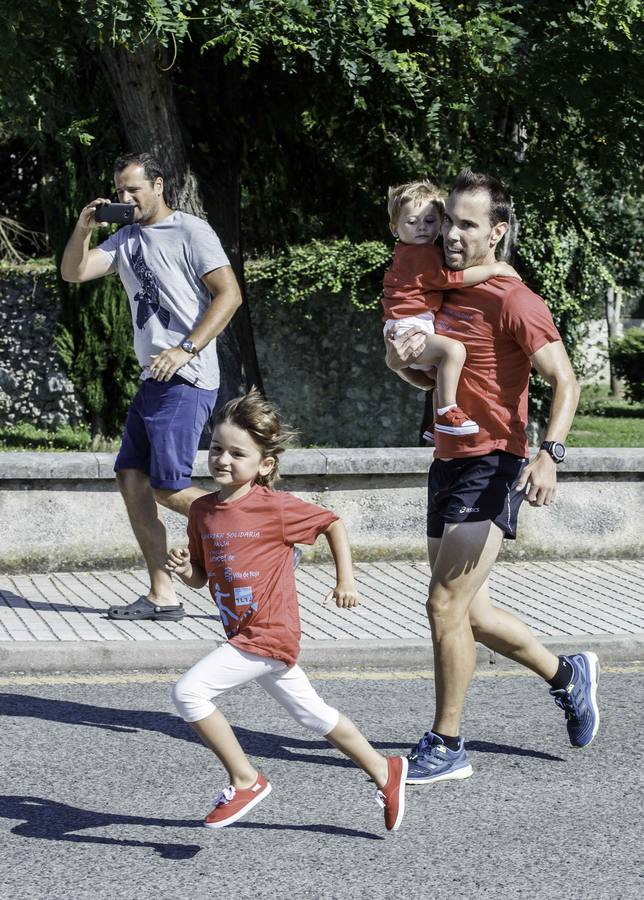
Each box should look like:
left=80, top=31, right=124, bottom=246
left=1, top=559, right=643, bottom=674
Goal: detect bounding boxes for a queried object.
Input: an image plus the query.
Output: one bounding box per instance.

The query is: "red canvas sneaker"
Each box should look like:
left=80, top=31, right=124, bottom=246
left=374, top=756, right=408, bottom=831
left=434, top=406, right=479, bottom=436
left=204, top=772, right=272, bottom=829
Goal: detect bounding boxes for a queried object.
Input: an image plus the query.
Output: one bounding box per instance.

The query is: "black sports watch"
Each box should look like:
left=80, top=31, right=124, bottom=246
left=180, top=339, right=199, bottom=356
left=540, top=440, right=566, bottom=464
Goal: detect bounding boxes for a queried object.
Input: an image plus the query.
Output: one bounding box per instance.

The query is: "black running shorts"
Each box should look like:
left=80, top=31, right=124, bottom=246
left=427, top=451, right=528, bottom=540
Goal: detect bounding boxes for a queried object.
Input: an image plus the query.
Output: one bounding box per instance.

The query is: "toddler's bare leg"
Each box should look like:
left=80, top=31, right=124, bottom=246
left=415, top=335, right=466, bottom=409
left=325, top=713, right=389, bottom=788
left=190, top=709, right=258, bottom=789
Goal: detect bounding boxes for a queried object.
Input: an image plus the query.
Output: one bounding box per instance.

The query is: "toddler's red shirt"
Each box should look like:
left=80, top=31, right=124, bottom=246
left=382, top=243, right=464, bottom=321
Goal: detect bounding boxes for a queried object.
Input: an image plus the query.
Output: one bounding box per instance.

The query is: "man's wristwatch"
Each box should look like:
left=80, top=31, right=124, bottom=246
left=540, top=440, right=567, bottom=464
left=180, top=339, right=199, bottom=356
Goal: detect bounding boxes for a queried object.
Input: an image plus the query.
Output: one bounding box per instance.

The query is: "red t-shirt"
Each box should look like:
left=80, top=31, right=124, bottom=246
left=382, top=243, right=464, bottom=321
left=433, top=278, right=561, bottom=459
left=187, top=485, right=338, bottom=667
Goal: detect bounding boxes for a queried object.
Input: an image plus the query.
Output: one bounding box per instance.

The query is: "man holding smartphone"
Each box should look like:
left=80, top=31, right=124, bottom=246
left=61, top=152, right=242, bottom=621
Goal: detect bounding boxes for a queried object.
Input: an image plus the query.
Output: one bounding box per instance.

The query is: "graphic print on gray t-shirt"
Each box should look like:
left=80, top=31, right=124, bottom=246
left=96, top=211, right=230, bottom=390
left=130, top=238, right=171, bottom=331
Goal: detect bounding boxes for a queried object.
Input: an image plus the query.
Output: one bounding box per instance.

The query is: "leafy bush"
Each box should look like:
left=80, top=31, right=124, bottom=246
left=246, top=239, right=391, bottom=311
left=610, top=328, right=644, bottom=403
left=517, top=206, right=611, bottom=424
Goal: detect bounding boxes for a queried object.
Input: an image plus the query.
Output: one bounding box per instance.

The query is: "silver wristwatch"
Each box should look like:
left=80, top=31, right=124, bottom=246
left=180, top=339, right=198, bottom=356
left=540, top=441, right=566, bottom=463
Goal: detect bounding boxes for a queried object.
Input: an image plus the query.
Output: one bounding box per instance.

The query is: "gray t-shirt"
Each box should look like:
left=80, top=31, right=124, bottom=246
left=97, top=210, right=230, bottom=390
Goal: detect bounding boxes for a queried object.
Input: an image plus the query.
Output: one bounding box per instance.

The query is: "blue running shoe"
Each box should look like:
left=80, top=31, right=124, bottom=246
left=406, top=731, right=473, bottom=785
left=550, top=651, right=600, bottom=748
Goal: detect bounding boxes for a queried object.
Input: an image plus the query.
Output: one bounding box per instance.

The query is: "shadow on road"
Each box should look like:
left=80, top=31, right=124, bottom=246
left=233, top=820, right=384, bottom=840
left=0, top=590, right=218, bottom=619
left=466, top=739, right=564, bottom=762
left=0, top=795, right=202, bottom=860
left=0, top=794, right=384, bottom=850
left=0, top=693, right=406, bottom=767
left=0, top=590, right=105, bottom=614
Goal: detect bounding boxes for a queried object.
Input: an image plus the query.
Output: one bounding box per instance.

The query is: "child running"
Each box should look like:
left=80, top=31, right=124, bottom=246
left=167, top=388, right=407, bottom=831
left=383, top=180, right=520, bottom=440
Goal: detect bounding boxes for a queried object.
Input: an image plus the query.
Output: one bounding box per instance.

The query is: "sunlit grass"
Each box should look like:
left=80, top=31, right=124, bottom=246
left=0, top=423, right=119, bottom=452
left=568, top=415, right=644, bottom=448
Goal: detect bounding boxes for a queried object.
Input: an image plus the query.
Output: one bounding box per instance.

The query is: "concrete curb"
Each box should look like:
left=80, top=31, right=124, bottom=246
left=2, top=446, right=644, bottom=480
left=0, top=633, right=642, bottom=675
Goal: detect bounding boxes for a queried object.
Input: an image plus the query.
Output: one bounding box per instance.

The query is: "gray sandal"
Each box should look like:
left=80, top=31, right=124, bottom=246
left=107, top=596, right=185, bottom=621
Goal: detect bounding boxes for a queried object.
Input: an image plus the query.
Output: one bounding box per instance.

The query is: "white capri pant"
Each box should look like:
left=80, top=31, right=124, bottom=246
left=172, top=642, right=340, bottom=736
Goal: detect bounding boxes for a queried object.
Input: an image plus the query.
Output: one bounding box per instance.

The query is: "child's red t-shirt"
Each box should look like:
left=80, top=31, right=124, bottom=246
left=433, top=278, right=562, bottom=459
left=382, top=243, right=464, bottom=322
left=187, top=485, right=338, bottom=667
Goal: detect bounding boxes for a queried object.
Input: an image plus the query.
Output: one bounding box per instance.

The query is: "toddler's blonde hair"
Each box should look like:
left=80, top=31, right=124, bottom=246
left=387, top=180, right=445, bottom=224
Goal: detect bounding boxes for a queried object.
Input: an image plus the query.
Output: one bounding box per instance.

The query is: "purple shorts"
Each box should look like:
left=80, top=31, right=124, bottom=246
left=114, top=375, right=217, bottom=490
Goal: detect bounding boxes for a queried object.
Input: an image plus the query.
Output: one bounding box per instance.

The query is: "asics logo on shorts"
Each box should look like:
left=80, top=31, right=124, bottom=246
left=459, top=506, right=480, bottom=514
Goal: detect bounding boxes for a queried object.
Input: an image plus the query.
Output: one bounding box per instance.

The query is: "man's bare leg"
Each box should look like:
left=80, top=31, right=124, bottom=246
left=426, top=537, right=559, bottom=682
left=406, top=522, right=502, bottom=784
left=468, top=580, right=558, bottom=679
left=116, top=469, right=206, bottom=606
left=427, top=521, right=504, bottom=736
left=421, top=531, right=599, bottom=757
left=153, top=485, right=208, bottom=517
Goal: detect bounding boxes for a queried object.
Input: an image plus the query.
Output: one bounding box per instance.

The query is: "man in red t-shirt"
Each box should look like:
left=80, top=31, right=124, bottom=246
left=386, top=169, right=600, bottom=783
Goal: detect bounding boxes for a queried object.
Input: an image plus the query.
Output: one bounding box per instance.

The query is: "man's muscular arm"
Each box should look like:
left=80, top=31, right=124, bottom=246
left=148, top=265, right=242, bottom=382
left=515, top=340, right=580, bottom=507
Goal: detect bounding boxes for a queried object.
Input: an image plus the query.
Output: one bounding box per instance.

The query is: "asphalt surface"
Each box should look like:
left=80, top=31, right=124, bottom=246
left=0, top=664, right=642, bottom=900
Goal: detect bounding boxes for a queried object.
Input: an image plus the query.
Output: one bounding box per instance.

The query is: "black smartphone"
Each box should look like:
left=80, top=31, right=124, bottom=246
left=94, top=202, right=135, bottom=225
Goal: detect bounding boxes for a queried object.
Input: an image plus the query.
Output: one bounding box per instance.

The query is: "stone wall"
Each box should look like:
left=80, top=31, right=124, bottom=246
left=1, top=267, right=426, bottom=446
left=245, top=285, right=425, bottom=447
left=0, top=268, right=84, bottom=428
left=1, top=447, right=642, bottom=572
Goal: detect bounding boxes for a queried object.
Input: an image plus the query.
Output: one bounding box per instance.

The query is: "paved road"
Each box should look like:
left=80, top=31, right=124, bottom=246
left=0, top=664, right=642, bottom=900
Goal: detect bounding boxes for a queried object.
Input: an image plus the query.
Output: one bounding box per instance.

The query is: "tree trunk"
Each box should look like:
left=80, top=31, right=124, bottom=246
left=100, top=42, right=202, bottom=215
left=605, top=286, right=624, bottom=398
left=99, top=40, right=263, bottom=406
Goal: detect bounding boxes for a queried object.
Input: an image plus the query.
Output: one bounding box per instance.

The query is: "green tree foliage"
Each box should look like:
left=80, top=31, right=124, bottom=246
left=246, top=240, right=390, bottom=311
left=0, top=0, right=642, bottom=434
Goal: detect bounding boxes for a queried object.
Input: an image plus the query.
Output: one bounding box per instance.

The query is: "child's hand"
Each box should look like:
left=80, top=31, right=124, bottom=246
left=493, top=261, right=522, bottom=281
left=165, top=547, right=192, bottom=577
left=324, top=583, right=359, bottom=609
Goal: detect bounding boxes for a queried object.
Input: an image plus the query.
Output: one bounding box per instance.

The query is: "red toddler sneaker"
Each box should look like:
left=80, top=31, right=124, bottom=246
left=374, top=756, right=408, bottom=831
left=204, top=772, right=272, bottom=829
left=434, top=406, right=479, bottom=436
